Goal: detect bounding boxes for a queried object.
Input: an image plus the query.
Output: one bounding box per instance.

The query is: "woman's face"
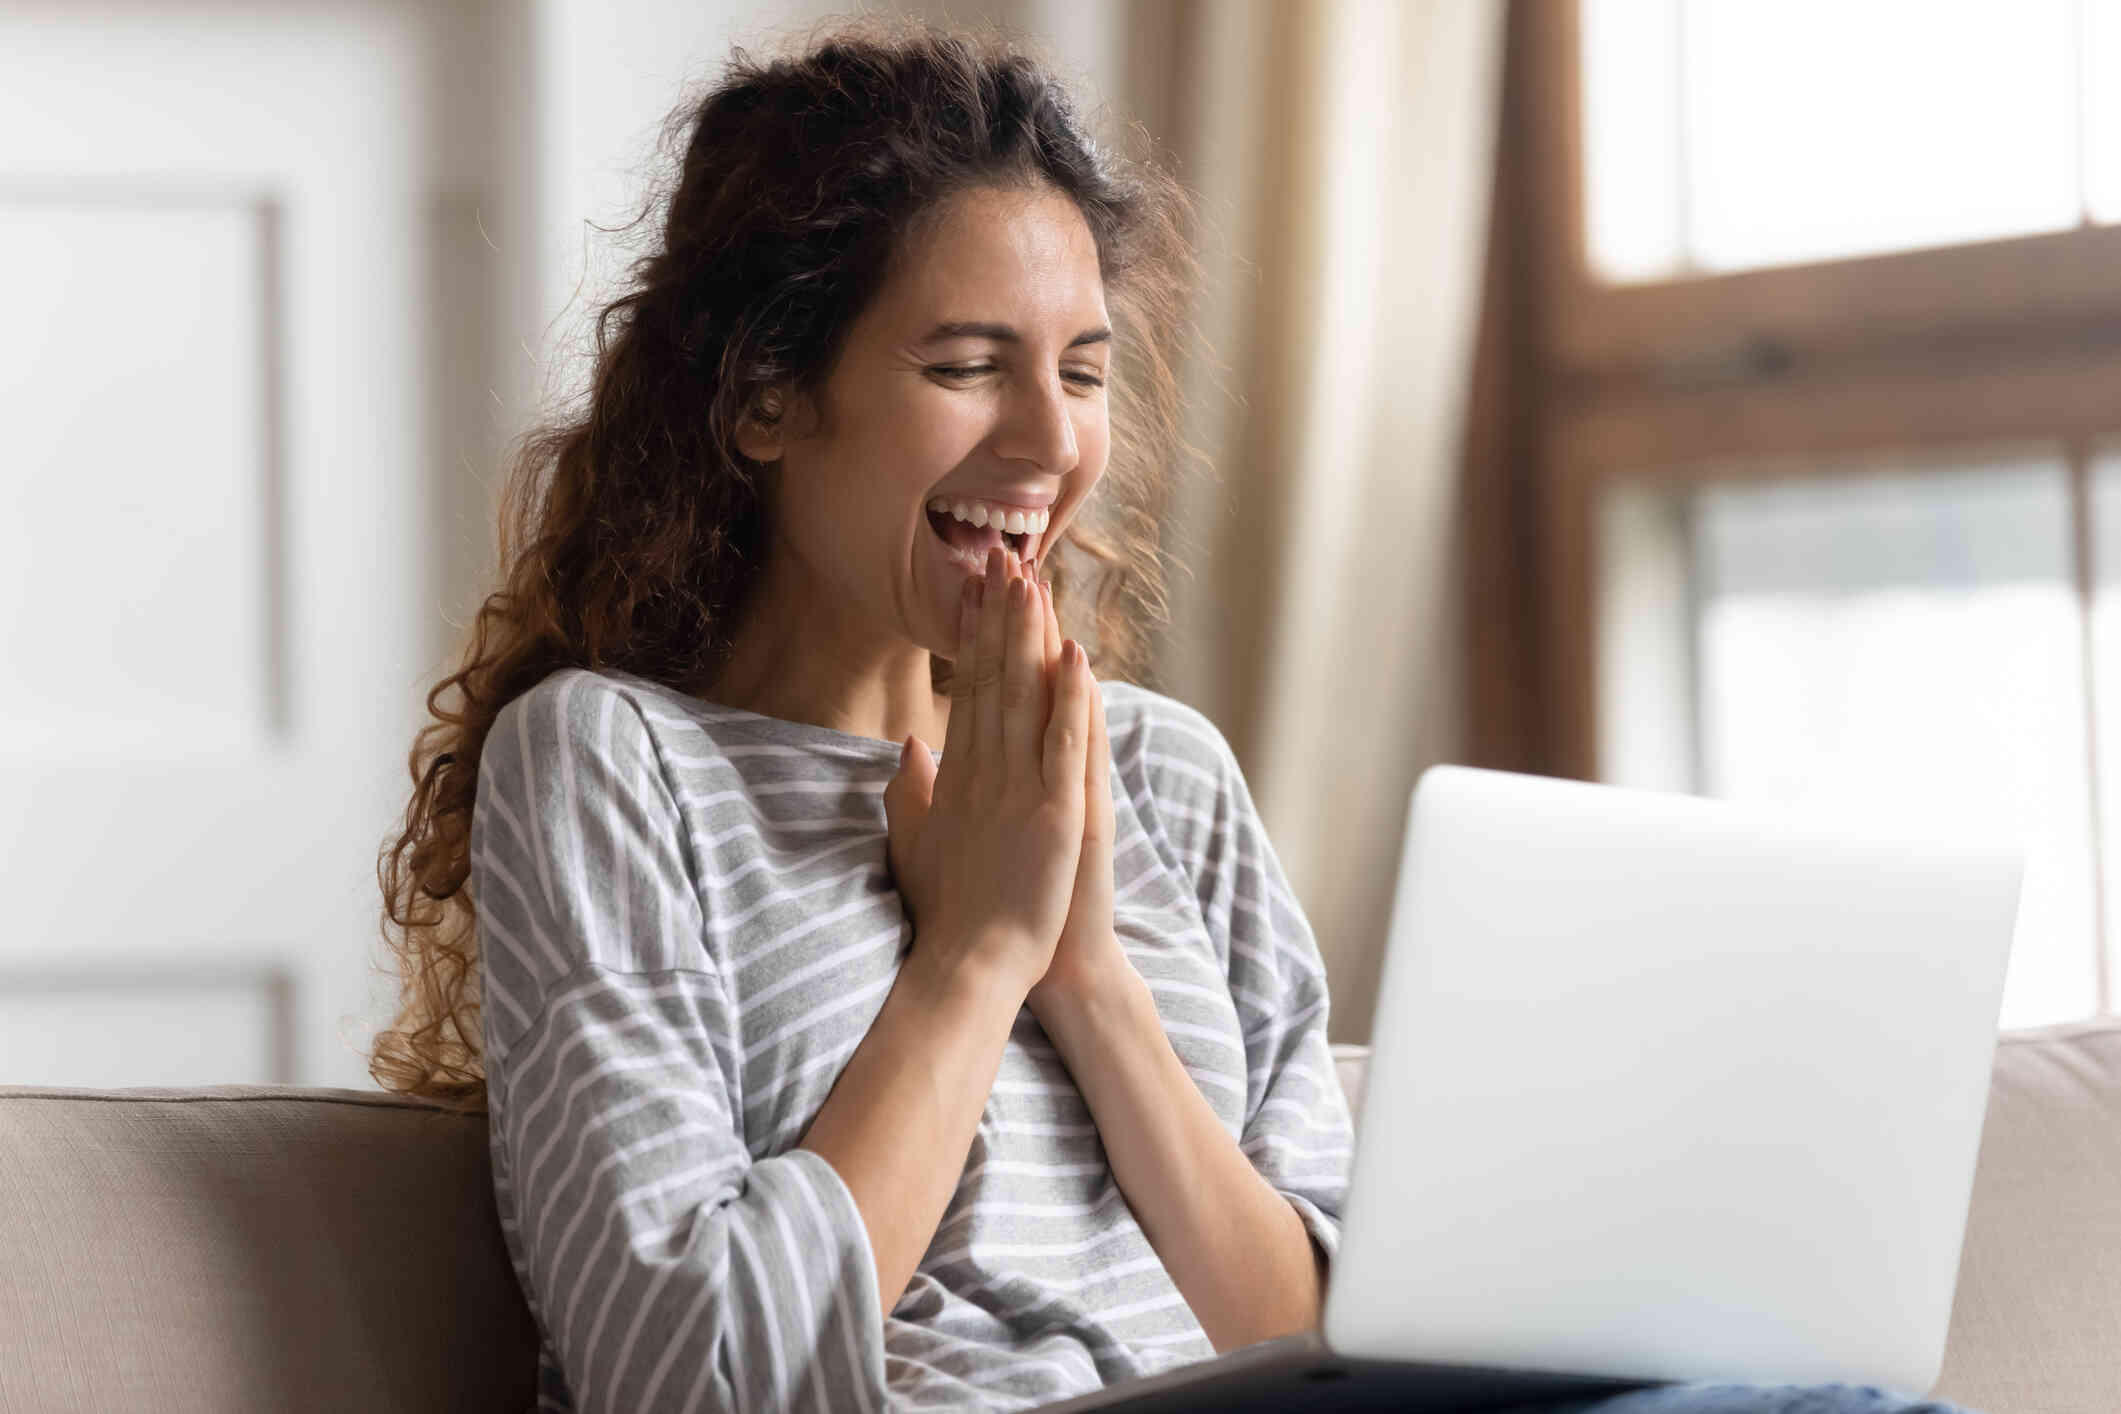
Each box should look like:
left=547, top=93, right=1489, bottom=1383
left=740, top=183, right=1113, bottom=663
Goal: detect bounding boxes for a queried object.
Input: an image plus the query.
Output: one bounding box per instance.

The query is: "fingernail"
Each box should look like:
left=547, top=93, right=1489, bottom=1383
left=1062, top=639, right=1077, bottom=665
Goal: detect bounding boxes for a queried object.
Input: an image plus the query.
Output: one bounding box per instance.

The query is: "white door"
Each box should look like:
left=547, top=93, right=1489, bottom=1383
left=0, top=1, right=510, bottom=1089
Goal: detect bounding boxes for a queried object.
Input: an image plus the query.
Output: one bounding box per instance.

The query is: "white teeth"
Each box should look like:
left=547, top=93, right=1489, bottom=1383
left=928, top=497, right=1052, bottom=535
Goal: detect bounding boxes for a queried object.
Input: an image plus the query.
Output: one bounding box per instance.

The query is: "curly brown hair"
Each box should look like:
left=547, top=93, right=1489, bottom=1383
left=370, top=15, right=1204, bottom=1110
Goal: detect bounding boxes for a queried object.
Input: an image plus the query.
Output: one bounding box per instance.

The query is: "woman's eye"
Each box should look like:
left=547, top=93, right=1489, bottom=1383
left=926, top=364, right=1106, bottom=390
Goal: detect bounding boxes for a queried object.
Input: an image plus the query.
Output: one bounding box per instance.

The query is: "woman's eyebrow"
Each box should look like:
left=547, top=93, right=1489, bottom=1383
left=917, top=320, right=1113, bottom=349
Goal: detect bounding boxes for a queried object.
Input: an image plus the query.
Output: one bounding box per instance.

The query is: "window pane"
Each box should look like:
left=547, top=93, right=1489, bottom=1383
left=2087, top=0, right=2121, bottom=221
left=1597, top=453, right=2100, bottom=1028
left=1580, top=0, right=1685, bottom=282
left=1582, top=0, right=2082, bottom=282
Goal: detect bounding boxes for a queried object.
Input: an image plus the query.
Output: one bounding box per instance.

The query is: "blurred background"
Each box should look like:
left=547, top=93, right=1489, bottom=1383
left=3, top=0, right=2115, bottom=1090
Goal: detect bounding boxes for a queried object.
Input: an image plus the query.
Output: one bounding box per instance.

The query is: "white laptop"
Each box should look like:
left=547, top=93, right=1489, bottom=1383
left=1039, top=764, right=2023, bottom=1412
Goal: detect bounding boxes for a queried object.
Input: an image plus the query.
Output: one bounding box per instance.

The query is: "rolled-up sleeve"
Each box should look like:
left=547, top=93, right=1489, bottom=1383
left=473, top=672, right=888, bottom=1414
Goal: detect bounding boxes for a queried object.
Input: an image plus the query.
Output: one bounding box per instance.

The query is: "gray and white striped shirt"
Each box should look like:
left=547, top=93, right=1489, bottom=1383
left=472, top=666, right=1352, bottom=1412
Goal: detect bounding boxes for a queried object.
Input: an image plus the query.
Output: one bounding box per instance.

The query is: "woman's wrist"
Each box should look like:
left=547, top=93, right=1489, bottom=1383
left=1027, top=952, right=1157, bottom=1081
left=1026, top=931, right=1136, bottom=1019
left=902, top=925, right=1042, bottom=1018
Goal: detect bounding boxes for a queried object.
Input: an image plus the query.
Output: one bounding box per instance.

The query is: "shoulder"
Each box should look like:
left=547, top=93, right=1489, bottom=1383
left=487, top=668, right=651, bottom=767
left=1103, top=680, right=1239, bottom=789
left=1101, top=679, right=1248, bottom=844
left=482, top=667, right=726, bottom=800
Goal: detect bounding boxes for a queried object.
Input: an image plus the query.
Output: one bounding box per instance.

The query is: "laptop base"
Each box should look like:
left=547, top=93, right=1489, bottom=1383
left=1035, top=1333, right=1667, bottom=1413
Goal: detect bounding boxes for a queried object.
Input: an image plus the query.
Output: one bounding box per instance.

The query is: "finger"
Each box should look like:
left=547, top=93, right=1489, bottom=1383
left=1044, top=639, right=1092, bottom=802
left=885, top=732, right=937, bottom=820
left=883, top=733, right=936, bottom=888
left=1037, top=575, right=1061, bottom=728
left=1001, top=570, right=1043, bottom=778
left=940, top=574, right=980, bottom=795
left=974, top=544, right=1012, bottom=774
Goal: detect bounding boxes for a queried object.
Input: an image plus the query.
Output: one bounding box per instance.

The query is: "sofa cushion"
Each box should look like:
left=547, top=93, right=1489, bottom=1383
left=1931, top=1018, right=2121, bottom=1414
left=0, top=1084, right=537, bottom=1414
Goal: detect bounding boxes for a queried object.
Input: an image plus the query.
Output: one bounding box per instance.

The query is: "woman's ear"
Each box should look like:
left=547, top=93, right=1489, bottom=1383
left=734, top=387, right=790, bottom=463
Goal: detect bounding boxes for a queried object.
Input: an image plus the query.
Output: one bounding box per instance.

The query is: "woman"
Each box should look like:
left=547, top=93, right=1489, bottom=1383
left=373, top=18, right=1981, bottom=1414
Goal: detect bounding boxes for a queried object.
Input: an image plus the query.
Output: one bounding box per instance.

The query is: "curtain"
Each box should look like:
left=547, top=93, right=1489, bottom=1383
left=1109, top=0, right=1506, bottom=1041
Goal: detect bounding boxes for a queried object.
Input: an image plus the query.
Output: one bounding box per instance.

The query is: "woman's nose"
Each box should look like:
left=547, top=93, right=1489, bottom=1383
left=990, top=373, right=1079, bottom=473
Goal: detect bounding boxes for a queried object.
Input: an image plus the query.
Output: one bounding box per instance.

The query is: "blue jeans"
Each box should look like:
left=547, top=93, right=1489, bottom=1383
left=1497, top=1383, right=1974, bottom=1414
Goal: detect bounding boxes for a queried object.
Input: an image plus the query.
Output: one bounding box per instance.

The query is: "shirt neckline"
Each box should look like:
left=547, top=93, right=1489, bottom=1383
left=605, top=667, right=1120, bottom=763
left=605, top=669, right=937, bottom=763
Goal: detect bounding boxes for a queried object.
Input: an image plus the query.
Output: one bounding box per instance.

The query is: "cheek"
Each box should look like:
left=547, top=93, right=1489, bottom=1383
left=891, top=388, right=992, bottom=472
left=810, top=392, right=983, bottom=537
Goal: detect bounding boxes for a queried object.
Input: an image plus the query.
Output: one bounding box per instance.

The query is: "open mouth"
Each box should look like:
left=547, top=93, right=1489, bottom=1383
left=927, top=505, right=1032, bottom=567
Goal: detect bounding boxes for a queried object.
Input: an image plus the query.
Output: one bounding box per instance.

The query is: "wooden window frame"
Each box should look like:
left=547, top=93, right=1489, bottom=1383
left=1509, top=0, right=2121, bottom=784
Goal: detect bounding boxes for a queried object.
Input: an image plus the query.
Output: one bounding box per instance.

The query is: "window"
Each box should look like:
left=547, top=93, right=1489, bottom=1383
left=1508, top=1, right=2121, bottom=1023
left=1597, top=450, right=2099, bottom=1027
left=1582, top=0, right=2110, bottom=282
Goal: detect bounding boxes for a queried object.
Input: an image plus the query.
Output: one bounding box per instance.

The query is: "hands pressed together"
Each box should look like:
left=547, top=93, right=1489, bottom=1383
left=848, top=545, right=1327, bottom=1348
left=883, top=543, right=1129, bottom=1012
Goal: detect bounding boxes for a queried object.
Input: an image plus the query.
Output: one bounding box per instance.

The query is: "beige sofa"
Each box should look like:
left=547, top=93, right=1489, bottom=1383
left=1, top=1019, right=2115, bottom=1414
